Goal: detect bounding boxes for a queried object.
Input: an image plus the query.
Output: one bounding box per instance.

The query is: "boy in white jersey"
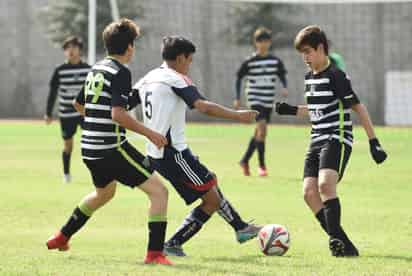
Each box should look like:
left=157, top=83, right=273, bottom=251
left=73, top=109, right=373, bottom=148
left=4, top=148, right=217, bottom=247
left=276, top=25, right=387, bottom=257
left=134, top=36, right=261, bottom=257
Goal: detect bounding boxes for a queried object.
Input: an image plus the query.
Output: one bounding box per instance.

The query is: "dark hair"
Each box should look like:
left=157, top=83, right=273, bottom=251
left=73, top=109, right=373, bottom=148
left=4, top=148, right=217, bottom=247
left=294, top=25, right=329, bottom=55
left=62, top=36, right=83, bottom=50
left=102, top=18, right=140, bottom=55
left=161, top=36, right=196, bottom=61
left=253, top=27, right=272, bottom=42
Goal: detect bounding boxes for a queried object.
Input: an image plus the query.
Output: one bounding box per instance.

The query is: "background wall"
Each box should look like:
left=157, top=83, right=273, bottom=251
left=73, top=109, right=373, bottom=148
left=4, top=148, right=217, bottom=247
left=1, top=0, right=411, bottom=124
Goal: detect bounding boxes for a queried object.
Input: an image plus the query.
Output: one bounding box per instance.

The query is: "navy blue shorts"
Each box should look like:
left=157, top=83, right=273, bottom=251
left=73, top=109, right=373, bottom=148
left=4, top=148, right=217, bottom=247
left=149, top=147, right=217, bottom=205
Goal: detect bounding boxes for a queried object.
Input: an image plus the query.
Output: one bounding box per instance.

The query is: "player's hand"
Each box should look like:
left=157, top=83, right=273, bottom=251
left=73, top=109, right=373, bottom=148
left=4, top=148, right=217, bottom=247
left=44, top=115, right=52, bottom=125
left=237, top=110, right=258, bottom=123
left=369, top=138, right=387, bottom=164
left=147, top=130, right=168, bottom=149
left=275, top=102, right=298, bottom=116
left=233, top=99, right=241, bottom=110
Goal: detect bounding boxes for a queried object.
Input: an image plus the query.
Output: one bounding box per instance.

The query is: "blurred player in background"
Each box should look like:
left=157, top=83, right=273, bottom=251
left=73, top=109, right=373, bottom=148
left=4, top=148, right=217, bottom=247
left=234, top=27, right=288, bottom=177
left=46, top=19, right=173, bottom=265
left=44, top=36, right=91, bottom=183
left=134, top=36, right=261, bottom=257
left=276, top=25, right=387, bottom=257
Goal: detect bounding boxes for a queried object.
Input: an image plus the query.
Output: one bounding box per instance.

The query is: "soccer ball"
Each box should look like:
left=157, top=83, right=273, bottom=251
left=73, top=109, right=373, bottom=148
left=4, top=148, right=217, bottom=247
left=257, top=224, right=290, bottom=256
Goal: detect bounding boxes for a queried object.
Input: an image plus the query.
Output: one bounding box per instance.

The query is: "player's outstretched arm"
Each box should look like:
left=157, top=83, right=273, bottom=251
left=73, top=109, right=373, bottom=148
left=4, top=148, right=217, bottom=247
left=193, top=99, right=258, bottom=123
left=352, top=103, right=387, bottom=164
left=275, top=102, right=308, bottom=118
left=112, top=106, right=168, bottom=149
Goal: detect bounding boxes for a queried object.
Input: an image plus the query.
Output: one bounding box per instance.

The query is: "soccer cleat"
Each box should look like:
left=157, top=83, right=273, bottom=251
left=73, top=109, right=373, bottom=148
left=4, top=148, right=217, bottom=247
left=236, top=223, right=262, bottom=244
left=63, top=174, right=72, bottom=184
left=329, top=238, right=345, bottom=257
left=343, top=243, right=359, bottom=257
left=144, top=251, right=174, bottom=265
left=258, top=167, right=268, bottom=177
left=239, top=162, right=250, bottom=176
left=46, top=231, right=70, bottom=251
left=163, top=242, right=187, bottom=257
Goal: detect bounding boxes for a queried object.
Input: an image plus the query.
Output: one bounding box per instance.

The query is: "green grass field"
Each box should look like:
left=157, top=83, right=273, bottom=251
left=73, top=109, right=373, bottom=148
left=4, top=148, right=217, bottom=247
left=1, top=121, right=411, bottom=276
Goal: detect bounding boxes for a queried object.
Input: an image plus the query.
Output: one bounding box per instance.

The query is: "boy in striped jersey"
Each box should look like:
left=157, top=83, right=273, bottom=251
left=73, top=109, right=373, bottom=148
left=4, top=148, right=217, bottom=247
left=45, top=36, right=91, bottom=183
left=276, top=25, right=387, bottom=257
left=234, top=27, right=288, bottom=177
left=46, top=19, right=173, bottom=265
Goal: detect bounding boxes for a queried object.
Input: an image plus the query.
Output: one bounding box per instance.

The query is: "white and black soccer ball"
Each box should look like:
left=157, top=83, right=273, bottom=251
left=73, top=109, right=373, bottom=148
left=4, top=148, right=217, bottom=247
left=257, top=224, right=290, bottom=256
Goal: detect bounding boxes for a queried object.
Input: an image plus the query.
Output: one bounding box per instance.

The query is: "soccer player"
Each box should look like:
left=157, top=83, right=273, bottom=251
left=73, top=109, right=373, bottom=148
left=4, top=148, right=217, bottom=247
left=276, top=25, right=388, bottom=257
left=46, top=19, right=173, bottom=265
left=133, top=36, right=261, bottom=257
left=234, top=27, right=288, bottom=177
left=45, top=36, right=91, bottom=183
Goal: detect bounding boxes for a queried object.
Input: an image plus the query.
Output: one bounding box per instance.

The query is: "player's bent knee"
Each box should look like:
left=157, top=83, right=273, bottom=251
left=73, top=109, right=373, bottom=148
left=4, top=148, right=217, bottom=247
left=318, top=182, right=335, bottom=197
left=303, top=187, right=318, bottom=202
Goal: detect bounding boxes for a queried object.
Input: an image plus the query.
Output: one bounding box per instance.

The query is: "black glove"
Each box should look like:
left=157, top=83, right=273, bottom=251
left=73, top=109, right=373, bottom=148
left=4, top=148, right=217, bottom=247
left=275, top=102, right=298, bottom=116
left=127, top=89, right=140, bottom=111
left=369, top=138, right=387, bottom=164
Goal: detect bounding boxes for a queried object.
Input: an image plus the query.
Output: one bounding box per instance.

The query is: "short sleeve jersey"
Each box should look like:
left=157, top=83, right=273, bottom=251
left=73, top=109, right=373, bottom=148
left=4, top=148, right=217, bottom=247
left=80, top=57, right=132, bottom=159
left=133, top=62, right=204, bottom=158
left=304, top=63, right=360, bottom=147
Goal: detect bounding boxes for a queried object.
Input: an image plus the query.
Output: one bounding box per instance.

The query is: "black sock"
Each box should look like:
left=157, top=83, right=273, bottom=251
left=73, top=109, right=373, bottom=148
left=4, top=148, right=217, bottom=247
left=315, top=208, right=328, bottom=235
left=62, top=151, right=71, bottom=175
left=216, top=188, right=248, bottom=231
left=241, top=137, right=256, bottom=163
left=323, top=198, right=346, bottom=240
left=256, top=141, right=265, bottom=168
left=61, top=206, right=91, bottom=238
left=148, top=221, right=167, bottom=252
left=167, top=207, right=211, bottom=246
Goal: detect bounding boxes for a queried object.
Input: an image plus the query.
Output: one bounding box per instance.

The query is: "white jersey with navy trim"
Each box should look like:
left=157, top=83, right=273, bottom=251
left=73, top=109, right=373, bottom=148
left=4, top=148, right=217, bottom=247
left=133, top=62, right=203, bottom=159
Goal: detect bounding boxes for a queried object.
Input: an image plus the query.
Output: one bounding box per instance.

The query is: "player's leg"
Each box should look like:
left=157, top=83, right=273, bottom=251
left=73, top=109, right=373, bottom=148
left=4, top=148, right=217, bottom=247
left=138, top=174, right=172, bottom=265
left=318, top=140, right=357, bottom=257
left=60, top=117, right=78, bottom=183
left=46, top=180, right=117, bottom=251
left=239, top=106, right=261, bottom=176
left=255, top=119, right=268, bottom=176
left=303, top=176, right=329, bottom=234
left=115, top=142, right=172, bottom=265
left=215, top=187, right=261, bottom=243
left=157, top=149, right=218, bottom=256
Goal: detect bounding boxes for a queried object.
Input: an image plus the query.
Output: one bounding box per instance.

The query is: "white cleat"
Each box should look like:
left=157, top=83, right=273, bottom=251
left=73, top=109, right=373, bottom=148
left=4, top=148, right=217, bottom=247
left=63, top=174, right=72, bottom=184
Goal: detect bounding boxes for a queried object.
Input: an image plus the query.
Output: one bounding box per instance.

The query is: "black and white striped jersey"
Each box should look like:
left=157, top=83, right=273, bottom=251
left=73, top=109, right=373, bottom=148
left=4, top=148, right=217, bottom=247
left=236, top=53, right=287, bottom=108
left=305, top=63, right=360, bottom=147
left=76, top=57, right=131, bottom=160
left=46, top=61, right=91, bottom=118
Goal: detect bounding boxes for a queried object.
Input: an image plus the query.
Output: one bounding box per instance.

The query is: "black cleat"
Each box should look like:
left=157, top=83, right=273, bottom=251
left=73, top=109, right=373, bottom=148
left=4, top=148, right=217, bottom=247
left=329, top=238, right=345, bottom=257
left=343, top=243, right=359, bottom=257
left=163, top=242, right=187, bottom=257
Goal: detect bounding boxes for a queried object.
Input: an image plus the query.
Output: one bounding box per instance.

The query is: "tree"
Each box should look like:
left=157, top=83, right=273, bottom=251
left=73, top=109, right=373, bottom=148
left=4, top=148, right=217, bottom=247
left=39, top=0, right=143, bottom=53
left=228, top=2, right=303, bottom=48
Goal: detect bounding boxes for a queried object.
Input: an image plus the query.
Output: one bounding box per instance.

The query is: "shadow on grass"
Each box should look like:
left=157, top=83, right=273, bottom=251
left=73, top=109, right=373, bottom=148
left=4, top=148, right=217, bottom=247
left=365, top=254, right=412, bottom=262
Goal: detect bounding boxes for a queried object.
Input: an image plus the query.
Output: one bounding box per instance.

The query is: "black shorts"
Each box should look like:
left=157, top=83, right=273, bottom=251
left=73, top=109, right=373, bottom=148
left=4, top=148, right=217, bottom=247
left=250, top=105, right=272, bottom=122
left=60, top=116, right=82, bottom=140
left=149, top=147, right=217, bottom=205
left=83, top=142, right=154, bottom=188
left=303, top=138, right=352, bottom=182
